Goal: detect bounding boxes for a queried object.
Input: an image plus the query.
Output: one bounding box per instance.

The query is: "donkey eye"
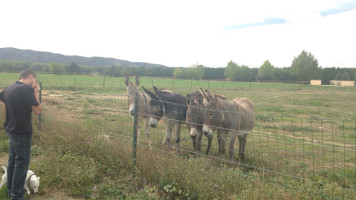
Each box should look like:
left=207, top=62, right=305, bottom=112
left=208, top=112, right=213, bottom=117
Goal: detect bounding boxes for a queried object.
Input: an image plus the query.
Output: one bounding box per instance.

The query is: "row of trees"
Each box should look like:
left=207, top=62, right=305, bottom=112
left=224, top=51, right=355, bottom=84
left=0, top=51, right=355, bottom=83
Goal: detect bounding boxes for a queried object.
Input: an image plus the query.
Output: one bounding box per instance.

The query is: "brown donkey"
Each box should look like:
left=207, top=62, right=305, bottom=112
left=125, top=76, right=152, bottom=150
left=186, top=91, right=212, bottom=155
left=200, top=89, right=255, bottom=160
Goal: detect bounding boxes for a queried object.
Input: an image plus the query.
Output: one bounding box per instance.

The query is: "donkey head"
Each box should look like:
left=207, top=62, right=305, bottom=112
left=125, top=76, right=140, bottom=116
left=142, top=86, right=164, bottom=128
left=200, top=88, right=224, bottom=138
left=186, top=92, right=204, bottom=137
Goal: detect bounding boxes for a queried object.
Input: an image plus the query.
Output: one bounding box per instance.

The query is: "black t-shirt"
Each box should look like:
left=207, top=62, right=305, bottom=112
left=0, top=81, right=40, bottom=134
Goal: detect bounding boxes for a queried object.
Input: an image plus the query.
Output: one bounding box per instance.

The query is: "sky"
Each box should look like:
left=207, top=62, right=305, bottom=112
left=1, top=0, right=356, bottom=68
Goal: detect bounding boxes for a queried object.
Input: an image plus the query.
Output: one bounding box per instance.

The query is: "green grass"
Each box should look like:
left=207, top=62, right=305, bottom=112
left=0, top=73, right=355, bottom=199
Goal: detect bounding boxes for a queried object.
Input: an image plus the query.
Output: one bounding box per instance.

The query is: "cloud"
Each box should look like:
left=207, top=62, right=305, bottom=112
left=320, top=0, right=356, bottom=17
left=223, top=17, right=287, bottom=31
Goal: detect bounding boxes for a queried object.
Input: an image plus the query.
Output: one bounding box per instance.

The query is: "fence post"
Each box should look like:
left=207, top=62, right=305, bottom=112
left=74, top=77, right=76, bottom=87
left=208, top=80, right=209, bottom=89
left=38, top=82, right=42, bottom=130
left=103, top=75, right=106, bottom=89
left=131, top=92, right=138, bottom=178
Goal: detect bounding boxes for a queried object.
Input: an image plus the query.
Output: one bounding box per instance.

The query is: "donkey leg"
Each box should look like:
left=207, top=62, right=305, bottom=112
left=167, top=123, right=173, bottom=150
left=217, top=130, right=222, bottom=154
left=240, top=133, right=248, bottom=159
left=175, top=123, right=181, bottom=153
left=197, top=130, right=202, bottom=152
left=218, top=131, right=227, bottom=157
left=206, top=134, right=213, bottom=155
left=238, top=134, right=243, bottom=159
left=229, top=132, right=237, bottom=162
left=162, top=118, right=168, bottom=145
left=144, top=118, right=152, bottom=150
left=191, top=135, right=197, bottom=152
left=163, top=119, right=173, bottom=151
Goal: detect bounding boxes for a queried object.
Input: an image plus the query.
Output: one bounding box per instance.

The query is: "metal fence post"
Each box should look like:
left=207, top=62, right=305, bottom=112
left=103, top=75, right=106, bottom=89
left=38, top=82, right=42, bottom=130
left=131, top=92, right=138, bottom=178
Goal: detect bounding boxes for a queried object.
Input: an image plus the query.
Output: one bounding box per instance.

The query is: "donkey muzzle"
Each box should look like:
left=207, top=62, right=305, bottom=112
left=202, top=125, right=213, bottom=138
left=129, top=105, right=135, bottom=116
left=149, top=118, right=158, bottom=128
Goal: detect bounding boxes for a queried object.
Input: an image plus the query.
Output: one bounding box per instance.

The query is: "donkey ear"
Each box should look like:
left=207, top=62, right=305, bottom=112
left=153, top=86, right=160, bottom=95
left=204, top=89, right=215, bottom=102
left=135, top=76, right=140, bottom=86
left=125, top=76, right=130, bottom=87
left=142, top=86, right=157, bottom=99
left=197, top=93, right=204, bottom=106
left=186, top=94, right=191, bottom=105
left=199, top=88, right=209, bottom=101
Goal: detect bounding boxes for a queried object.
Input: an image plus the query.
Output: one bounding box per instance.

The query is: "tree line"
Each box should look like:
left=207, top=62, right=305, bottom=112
left=0, top=50, right=355, bottom=84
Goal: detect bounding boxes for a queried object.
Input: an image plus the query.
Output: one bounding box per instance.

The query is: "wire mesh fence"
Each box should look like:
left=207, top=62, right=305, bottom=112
left=2, top=73, right=353, bottom=92
left=39, top=88, right=355, bottom=199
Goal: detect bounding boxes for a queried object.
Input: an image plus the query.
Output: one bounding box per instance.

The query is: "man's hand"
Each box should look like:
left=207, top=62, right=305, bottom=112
left=33, top=83, right=40, bottom=95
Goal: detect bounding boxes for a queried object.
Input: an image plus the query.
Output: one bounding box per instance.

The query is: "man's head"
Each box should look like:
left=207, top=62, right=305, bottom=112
left=19, top=69, right=38, bottom=87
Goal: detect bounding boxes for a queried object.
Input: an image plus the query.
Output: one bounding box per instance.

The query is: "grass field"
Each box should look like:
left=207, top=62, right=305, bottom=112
left=0, top=72, right=355, bottom=199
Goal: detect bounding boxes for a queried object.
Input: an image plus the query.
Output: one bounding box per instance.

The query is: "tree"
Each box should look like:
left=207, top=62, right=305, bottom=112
left=67, top=62, right=80, bottom=74
left=257, top=60, right=276, bottom=80
left=274, top=67, right=294, bottom=81
left=203, top=67, right=225, bottom=80
left=173, top=68, right=185, bottom=79
left=50, top=62, right=65, bottom=75
left=224, top=61, right=254, bottom=81
left=185, top=65, right=204, bottom=80
left=335, top=72, right=350, bottom=80
left=291, top=50, right=321, bottom=81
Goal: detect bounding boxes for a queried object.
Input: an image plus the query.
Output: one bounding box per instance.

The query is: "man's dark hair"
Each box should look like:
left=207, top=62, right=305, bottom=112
left=19, top=69, right=37, bottom=80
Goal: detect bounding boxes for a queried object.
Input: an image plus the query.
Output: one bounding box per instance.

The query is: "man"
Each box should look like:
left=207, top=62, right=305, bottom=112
left=0, top=69, right=42, bottom=200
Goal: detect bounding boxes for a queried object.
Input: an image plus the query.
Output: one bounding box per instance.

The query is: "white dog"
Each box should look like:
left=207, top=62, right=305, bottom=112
left=0, top=166, right=40, bottom=195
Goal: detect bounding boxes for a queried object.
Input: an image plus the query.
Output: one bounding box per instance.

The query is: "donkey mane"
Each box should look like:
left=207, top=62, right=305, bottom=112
left=214, top=94, right=226, bottom=100
left=158, top=90, right=173, bottom=95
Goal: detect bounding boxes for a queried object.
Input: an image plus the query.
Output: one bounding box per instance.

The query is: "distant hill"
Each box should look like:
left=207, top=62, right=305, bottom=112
left=0, top=47, right=168, bottom=68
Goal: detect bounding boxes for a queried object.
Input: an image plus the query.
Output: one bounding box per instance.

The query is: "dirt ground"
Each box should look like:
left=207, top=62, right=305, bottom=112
left=0, top=154, right=83, bottom=200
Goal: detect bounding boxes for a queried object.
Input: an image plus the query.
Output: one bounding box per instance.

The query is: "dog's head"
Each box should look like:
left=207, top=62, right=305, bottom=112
left=29, top=175, right=40, bottom=193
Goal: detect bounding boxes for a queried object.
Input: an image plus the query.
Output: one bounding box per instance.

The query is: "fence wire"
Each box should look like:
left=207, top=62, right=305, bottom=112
left=41, top=90, right=355, bottom=199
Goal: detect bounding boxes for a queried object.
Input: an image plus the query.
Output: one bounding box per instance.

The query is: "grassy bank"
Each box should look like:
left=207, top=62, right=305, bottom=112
left=0, top=107, right=354, bottom=199
left=0, top=73, right=355, bottom=199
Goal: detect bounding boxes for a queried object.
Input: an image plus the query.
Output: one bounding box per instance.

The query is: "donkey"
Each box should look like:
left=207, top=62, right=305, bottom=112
left=125, top=76, right=152, bottom=150
left=142, top=86, right=187, bottom=153
left=186, top=91, right=212, bottom=155
left=200, top=89, right=255, bottom=160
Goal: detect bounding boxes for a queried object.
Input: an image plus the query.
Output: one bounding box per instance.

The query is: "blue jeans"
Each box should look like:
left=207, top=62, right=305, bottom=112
left=6, top=131, right=32, bottom=200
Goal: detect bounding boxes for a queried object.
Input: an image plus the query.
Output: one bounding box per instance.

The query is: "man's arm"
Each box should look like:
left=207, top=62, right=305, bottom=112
left=31, top=84, right=42, bottom=115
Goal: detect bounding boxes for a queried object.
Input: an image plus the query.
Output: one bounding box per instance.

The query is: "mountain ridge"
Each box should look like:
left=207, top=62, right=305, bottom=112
left=0, top=47, right=168, bottom=68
